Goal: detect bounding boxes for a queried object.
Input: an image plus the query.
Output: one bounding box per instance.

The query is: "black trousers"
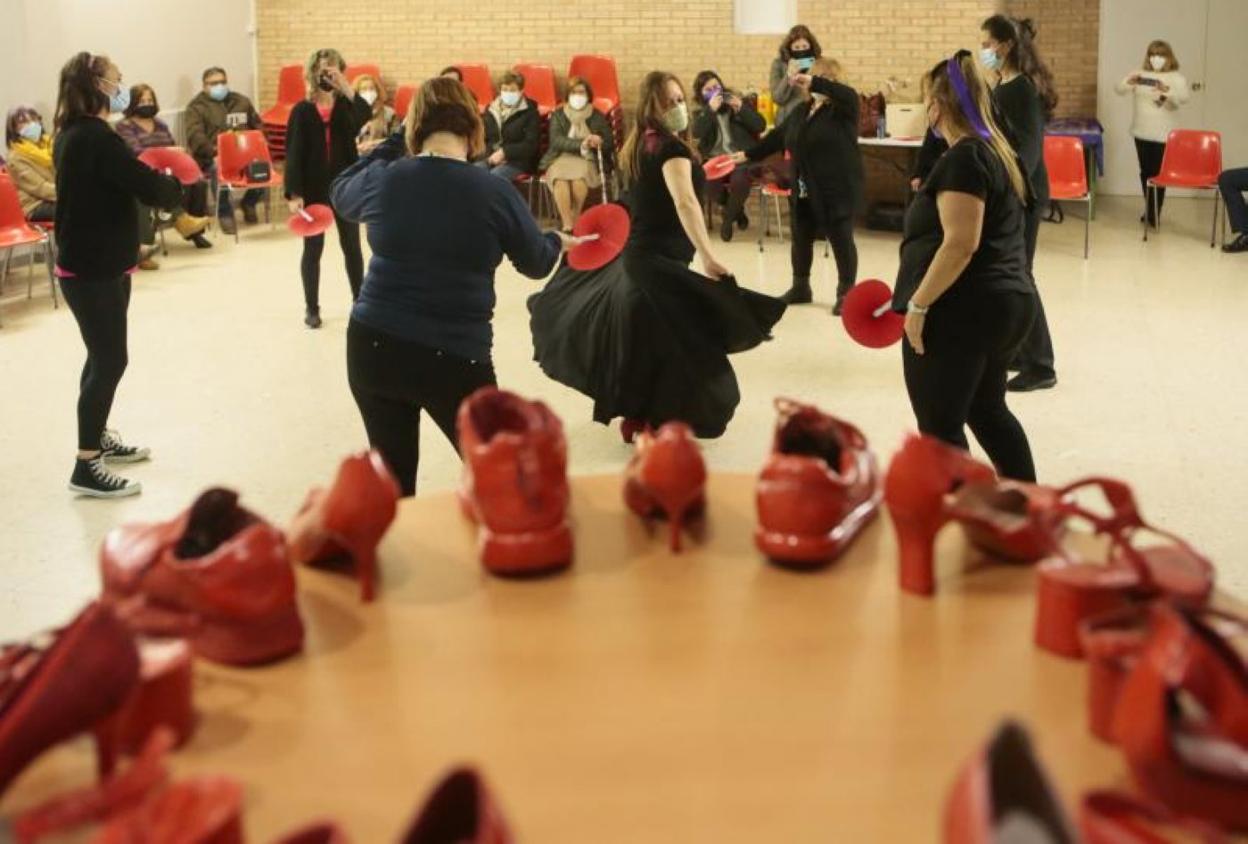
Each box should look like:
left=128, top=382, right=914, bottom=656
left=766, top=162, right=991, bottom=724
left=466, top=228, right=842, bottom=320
left=705, top=167, right=753, bottom=225
left=903, top=290, right=1038, bottom=482
left=301, top=211, right=364, bottom=310
left=61, top=275, right=132, bottom=452
left=346, top=320, right=497, bottom=497
left=1011, top=204, right=1056, bottom=377
left=1219, top=167, right=1248, bottom=234
left=1135, top=138, right=1167, bottom=224
left=791, top=201, right=857, bottom=298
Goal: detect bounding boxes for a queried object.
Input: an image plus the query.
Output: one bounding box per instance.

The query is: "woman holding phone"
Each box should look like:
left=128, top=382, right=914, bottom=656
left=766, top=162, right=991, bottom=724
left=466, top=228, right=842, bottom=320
left=769, top=25, right=823, bottom=128
left=1115, top=40, right=1189, bottom=228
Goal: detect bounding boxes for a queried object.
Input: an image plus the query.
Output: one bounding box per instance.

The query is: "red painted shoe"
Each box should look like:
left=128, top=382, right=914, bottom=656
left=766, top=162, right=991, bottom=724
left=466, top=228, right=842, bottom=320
left=100, top=488, right=305, bottom=667
left=113, top=638, right=196, bottom=756
left=945, top=480, right=1065, bottom=563
left=624, top=422, right=706, bottom=553
left=1079, top=608, right=1150, bottom=744
left=0, top=602, right=140, bottom=797
left=457, top=388, right=573, bottom=577
left=883, top=433, right=996, bottom=595
left=289, top=450, right=401, bottom=603
left=620, top=418, right=648, bottom=445
left=755, top=399, right=880, bottom=569
left=943, top=720, right=1077, bottom=843
left=1079, top=791, right=1230, bottom=843
left=90, top=776, right=245, bottom=844
left=272, top=822, right=353, bottom=844
left=1033, top=478, right=1213, bottom=659
left=401, top=767, right=513, bottom=844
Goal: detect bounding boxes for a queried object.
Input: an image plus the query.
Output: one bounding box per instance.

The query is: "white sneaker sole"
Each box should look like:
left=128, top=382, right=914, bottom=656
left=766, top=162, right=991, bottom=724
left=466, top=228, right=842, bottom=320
left=103, top=449, right=152, bottom=464
left=69, top=480, right=143, bottom=498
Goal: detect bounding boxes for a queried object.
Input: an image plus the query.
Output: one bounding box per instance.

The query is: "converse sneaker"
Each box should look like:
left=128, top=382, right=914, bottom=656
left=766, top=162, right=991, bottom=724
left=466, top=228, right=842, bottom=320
left=101, top=429, right=151, bottom=464
left=69, top=456, right=142, bottom=498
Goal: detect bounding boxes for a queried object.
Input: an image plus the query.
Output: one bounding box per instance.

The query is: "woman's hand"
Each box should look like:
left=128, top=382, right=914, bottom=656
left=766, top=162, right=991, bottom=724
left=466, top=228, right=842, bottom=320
left=556, top=231, right=598, bottom=253
left=707, top=92, right=724, bottom=112
left=790, top=73, right=813, bottom=91
left=725, top=93, right=743, bottom=112
left=584, top=134, right=603, bottom=150
left=488, top=149, right=506, bottom=166
left=729, top=151, right=749, bottom=166
left=904, top=310, right=926, bottom=355
left=324, top=67, right=352, bottom=98
left=288, top=196, right=304, bottom=215
left=357, top=138, right=382, bottom=154
left=1127, top=73, right=1142, bottom=85
left=701, top=254, right=730, bottom=280
left=909, top=177, right=922, bottom=192
left=1156, top=82, right=1171, bottom=93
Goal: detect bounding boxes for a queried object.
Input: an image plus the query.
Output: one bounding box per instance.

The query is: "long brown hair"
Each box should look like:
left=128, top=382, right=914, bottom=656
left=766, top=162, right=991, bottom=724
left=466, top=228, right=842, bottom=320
left=619, top=71, right=695, bottom=185
left=1143, top=40, right=1179, bottom=72
left=926, top=51, right=1027, bottom=202
left=779, top=25, right=822, bottom=61
left=404, top=76, right=485, bottom=159
left=55, top=52, right=113, bottom=131
left=981, top=15, right=1059, bottom=119
left=353, top=73, right=387, bottom=120
left=123, top=84, right=158, bottom=119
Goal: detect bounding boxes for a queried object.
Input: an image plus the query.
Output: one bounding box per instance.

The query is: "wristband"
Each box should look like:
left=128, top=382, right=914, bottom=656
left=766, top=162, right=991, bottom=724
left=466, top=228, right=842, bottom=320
left=907, top=300, right=930, bottom=315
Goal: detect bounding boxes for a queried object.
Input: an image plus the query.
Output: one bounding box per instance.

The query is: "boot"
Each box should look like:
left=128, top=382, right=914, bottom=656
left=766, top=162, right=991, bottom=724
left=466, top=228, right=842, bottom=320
left=174, top=213, right=209, bottom=239
left=780, top=275, right=812, bottom=305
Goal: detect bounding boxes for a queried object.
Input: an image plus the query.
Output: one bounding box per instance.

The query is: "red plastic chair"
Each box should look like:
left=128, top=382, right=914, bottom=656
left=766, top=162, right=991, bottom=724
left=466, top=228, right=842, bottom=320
left=455, top=64, right=494, bottom=111
left=568, top=55, right=620, bottom=109
left=261, top=64, right=305, bottom=127
left=1043, top=136, right=1091, bottom=259
left=346, top=63, right=382, bottom=85
left=1144, top=129, right=1223, bottom=247
left=215, top=130, right=283, bottom=242
left=0, top=172, right=56, bottom=317
left=394, top=84, right=417, bottom=123
left=514, top=63, right=558, bottom=116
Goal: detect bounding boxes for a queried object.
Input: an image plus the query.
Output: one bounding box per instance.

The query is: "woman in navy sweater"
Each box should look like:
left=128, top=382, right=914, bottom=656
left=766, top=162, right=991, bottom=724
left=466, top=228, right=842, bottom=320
left=331, top=77, right=582, bottom=496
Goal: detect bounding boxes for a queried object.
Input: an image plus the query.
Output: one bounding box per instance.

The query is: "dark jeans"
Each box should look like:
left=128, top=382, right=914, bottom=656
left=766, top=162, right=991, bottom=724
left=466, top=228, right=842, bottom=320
left=902, top=289, right=1038, bottom=482
left=61, top=275, right=132, bottom=452
left=1011, top=203, right=1056, bottom=378
left=28, top=201, right=55, bottom=222
left=475, top=160, right=525, bottom=184
left=705, top=167, right=753, bottom=225
left=1219, top=167, right=1248, bottom=234
left=791, top=200, right=858, bottom=299
left=300, top=211, right=363, bottom=310
left=347, top=319, right=497, bottom=496
left=1135, top=138, right=1167, bottom=224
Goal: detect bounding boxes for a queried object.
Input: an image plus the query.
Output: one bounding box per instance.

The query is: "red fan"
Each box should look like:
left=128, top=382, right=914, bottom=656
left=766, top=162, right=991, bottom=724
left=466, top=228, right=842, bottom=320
left=287, top=204, right=335, bottom=238
left=137, top=148, right=202, bottom=185
left=703, top=154, right=736, bottom=181
left=569, top=203, right=629, bottom=271
left=841, top=279, right=905, bottom=348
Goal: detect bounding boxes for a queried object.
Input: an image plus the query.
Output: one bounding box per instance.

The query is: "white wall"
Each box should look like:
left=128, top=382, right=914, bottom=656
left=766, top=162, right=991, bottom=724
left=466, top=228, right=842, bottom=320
left=0, top=0, right=256, bottom=131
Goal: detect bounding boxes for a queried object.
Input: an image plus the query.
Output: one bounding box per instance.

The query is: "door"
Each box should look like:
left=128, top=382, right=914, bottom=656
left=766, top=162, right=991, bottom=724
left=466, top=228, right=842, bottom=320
left=1203, top=0, right=1248, bottom=170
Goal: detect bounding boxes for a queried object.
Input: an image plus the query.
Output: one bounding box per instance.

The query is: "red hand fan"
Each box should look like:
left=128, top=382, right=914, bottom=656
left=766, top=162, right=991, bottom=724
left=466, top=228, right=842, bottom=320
left=287, top=204, right=335, bottom=238
left=841, top=279, right=905, bottom=348
left=137, top=148, right=202, bottom=186
left=569, top=203, right=629, bottom=271
left=703, top=154, right=736, bottom=181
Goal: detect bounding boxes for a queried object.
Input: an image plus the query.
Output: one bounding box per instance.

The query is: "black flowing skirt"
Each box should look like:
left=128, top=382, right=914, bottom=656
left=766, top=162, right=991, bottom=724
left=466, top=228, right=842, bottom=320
left=528, top=242, right=786, bottom=439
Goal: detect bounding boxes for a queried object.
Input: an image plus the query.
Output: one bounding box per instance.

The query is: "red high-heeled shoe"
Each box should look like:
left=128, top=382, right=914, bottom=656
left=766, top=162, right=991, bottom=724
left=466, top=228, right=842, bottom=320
left=458, top=388, right=572, bottom=576
left=943, top=720, right=1077, bottom=843
left=620, top=418, right=648, bottom=445
left=100, top=488, right=305, bottom=667
left=624, top=422, right=706, bottom=553
left=1112, top=603, right=1247, bottom=830
left=883, top=433, right=997, bottom=595
left=0, top=602, right=140, bottom=797
left=755, top=399, right=880, bottom=569
left=401, top=767, right=513, bottom=844
left=1079, top=791, right=1230, bottom=843
left=1079, top=608, right=1150, bottom=744
left=945, top=480, right=1066, bottom=563
left=89, top=776, right=245, bottom=844
left=113, top=638, right=195, bottom=756
left=289, top=450, right=401, bottom=603
left=1033, top=479, right=1213, bottom=659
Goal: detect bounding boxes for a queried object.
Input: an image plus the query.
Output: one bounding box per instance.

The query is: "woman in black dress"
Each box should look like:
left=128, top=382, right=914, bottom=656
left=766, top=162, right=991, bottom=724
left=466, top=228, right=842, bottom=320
left=736, top=58, right=863, bottom=314
left=529, top=71, right=785, bottom=442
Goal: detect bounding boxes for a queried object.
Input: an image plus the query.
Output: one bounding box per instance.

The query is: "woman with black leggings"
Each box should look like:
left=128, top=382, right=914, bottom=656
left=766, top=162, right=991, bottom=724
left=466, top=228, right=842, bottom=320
left=53, top=52, right=183, bottom=497
left=331, top=77, right=582, bottom=495
left=894, top=51, right=1037, bottom=482
left=284, top=47, right=371, bottom=328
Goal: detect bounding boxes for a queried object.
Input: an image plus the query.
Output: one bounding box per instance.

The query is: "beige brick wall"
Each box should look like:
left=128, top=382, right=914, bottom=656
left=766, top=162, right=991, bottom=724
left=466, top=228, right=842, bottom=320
left=1001, top=0, right=1100, bottom=117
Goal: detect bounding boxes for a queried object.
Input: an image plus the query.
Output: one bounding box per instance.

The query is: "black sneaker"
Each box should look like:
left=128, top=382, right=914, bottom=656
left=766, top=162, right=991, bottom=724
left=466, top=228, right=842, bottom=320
left=831, top=296, right=845, bottom=317
left=305, top=309, right=323, bottom=329
left=101, top=429, right=151, bottom=463
left=69, top=456, right=142, bottom=498
left=780, top=281, right=813, bottom=305
left=736, top=211, right=749, bottom=231
left=1222, top=234, right=1248, bottom=254
left=1007, top=371, right=1058, bottom=392
left=720, top=219, right=734, bottom=242
left=242, top=205, right=260, bottom=225
left=218, top=214, right=237, bottom=236
left=190, top=233, right=214, bottom=249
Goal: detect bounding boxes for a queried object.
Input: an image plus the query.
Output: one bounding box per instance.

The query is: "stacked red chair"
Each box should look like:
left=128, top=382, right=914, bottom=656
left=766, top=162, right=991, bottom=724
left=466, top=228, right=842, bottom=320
left=455, top=63, right=494, bottom=112
left=260, top=64, right=304, bottom=163
left=514, top=62, right=558, bottom=117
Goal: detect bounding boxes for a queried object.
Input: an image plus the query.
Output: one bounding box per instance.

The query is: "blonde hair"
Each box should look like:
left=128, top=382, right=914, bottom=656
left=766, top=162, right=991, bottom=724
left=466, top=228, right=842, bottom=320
left=404, top=76, right=485, bottom=159
left=1143, top=40, right=1179, bottom=72
left=811, top=58, right=841, bottom=82
left=304, top=48, right=345, bottom=95
left=619, top=70, right=695, bottom=185
left=353, top=73, right=387, bottom=119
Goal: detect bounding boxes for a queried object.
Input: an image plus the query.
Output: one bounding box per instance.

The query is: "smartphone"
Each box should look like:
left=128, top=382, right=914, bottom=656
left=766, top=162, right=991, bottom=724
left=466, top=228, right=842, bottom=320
left=1136, top=77, right=1159, bottom=88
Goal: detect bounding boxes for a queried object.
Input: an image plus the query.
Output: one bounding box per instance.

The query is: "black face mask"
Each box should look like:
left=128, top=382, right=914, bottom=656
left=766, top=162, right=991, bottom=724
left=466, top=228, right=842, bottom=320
left=790, top=48, right=814, bottom=60
left=134, top=104, right=158, bottom=119
left=317, top=74, right=335, bottom=92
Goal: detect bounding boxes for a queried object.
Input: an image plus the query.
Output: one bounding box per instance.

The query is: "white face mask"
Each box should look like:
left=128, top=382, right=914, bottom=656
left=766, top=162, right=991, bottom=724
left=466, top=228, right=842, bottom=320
left=360, top=89, right=378, bottom=106
left=500, top=91, right=521, bottom=108
left=661, top=102, right=689, bottom=133
left=568, top=94, right=589, bottom=111
left=1149, top=55, right=1166, bottom=71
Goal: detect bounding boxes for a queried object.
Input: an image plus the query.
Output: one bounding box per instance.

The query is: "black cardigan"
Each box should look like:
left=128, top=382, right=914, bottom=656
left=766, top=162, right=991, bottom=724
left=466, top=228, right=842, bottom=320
left=53, top=116, right=182, bottom=277
left=747, top=78, right=864, bottom=224
left=284, top=94, right=371, bottom=203
left=482, top=97, right=541, bottom=173
left=993, top=75, right=1050, bottom=204
left=692, top=98, right=765, bottom=158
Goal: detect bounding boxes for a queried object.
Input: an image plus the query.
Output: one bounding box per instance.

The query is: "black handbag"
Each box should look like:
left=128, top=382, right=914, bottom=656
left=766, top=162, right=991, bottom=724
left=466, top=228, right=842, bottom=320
left=244, top=160, right=271, bottom=183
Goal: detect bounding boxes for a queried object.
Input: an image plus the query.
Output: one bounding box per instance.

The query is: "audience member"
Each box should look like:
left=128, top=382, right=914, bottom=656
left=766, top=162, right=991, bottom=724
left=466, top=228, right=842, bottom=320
left=770, top=25, right=822, bottom=126
left=478, top=70, right=540, bottom=182
left=539, top=76, right=613, bottom=233
left=692, top=69, right=764, bottom=242
left=353, top=73, right=396, bottom=152
left=1220, top=166, right=1248, bottom=253
left=1115, top=40, right=1190, bottom=227
left=5, top=107, right=57, bottom=223
left=185, top=66, right=263, bottom=235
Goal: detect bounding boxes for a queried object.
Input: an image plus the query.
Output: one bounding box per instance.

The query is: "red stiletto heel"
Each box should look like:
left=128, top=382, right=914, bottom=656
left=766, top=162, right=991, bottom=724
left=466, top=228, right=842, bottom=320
left=624, top=422, right=707, bottom=553
left=114, top=638, right=196, bottom=756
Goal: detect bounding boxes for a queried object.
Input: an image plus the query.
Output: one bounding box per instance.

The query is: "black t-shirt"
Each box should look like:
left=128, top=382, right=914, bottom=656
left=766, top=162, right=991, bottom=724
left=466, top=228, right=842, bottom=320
left=628, top=132, right=705, bottom=261
left=893, top=137, right=1033, bottom=312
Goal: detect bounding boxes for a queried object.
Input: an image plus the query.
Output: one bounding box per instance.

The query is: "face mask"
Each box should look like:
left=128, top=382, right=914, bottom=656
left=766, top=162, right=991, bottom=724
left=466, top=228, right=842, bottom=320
left=134, top=105, right=158, bottom=119
left=1149, top=55, right=1166, bottom=71
left=500, top=91, right=521, bottom=108
left=18, top=122, right=42, bottom=142
left=928, top=105, right=943, bottom=140
left=107, top=81, right=130, bottom=114
left=360, top=89, right=378, bottom=106
left=703, top=84, right=723, bottom=103
left=208, top=83, right=229, bottom=101
left=795, top=57, right=816, bottom=72
left=661, top=102, right=689, bottom=133
left=791, top=48, right=813, bottom=60
left=318, top=75, right=335, bottom=93
left=568, top=94, right=588, bottom=110
left=980, top=47, right=1002, bottom=72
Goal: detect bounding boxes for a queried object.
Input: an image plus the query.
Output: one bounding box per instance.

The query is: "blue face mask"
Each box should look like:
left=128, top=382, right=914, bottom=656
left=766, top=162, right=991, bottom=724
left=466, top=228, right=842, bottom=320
left=980, top=47, right=1002, bottom=72
left=500, top=91, right=521, bottom=108
left=108, top=82, right=130, bottom=114
left=18, top=122, right=42, bottom=142
left=208, top=83, right=229, bottom=102
left=795, top=57, right=816, bottom=72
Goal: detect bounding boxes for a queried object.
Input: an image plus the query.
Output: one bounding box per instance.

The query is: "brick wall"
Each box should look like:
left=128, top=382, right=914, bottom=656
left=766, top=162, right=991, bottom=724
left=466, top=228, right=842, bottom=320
left=1001, top=0, right=1100, bottom=117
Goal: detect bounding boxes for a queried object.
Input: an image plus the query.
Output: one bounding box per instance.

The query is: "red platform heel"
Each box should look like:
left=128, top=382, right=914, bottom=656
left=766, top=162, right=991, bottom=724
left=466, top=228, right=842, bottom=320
left=113, top=638, right=196, bottom=756
left=0, top=602, right=140, bottom=798
left=1079, top=608, right=1151, bottom=744
left=401, top=767, right=513, bottom=844
left=90, top=776, right=245, bottom=844
left=945, top=480, right=1066, bottom=563
left=1033, top=478, right=1213, bottom=659
left=624, top=422, right=706, bottom=552
left=943, top=720, right=1077, bottom=843
left=882, top=433, right=996, bottom=595
left=755, top=399, right=880, bottom=569
left=100, top=488, right=305, bottom=667
left=1079, top=790, right=1231, bottom=843
left=289, top=450, right=401, bottom=603
left=458, top=388, right=573, bottom=577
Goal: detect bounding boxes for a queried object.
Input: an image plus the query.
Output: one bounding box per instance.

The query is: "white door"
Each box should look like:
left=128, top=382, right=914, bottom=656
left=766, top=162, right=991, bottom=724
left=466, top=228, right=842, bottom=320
left=1203, top=0, right=1248, bottom=170
left=1097, top=0, right=1209, bottom=196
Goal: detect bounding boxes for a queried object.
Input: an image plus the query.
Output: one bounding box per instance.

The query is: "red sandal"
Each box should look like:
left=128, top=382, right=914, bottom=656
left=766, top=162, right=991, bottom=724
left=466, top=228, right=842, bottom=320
left=624, top=421, right=707, bottom=553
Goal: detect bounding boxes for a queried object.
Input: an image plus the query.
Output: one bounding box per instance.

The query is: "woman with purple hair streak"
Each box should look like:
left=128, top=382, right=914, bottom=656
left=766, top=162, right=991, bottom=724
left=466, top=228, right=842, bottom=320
left=890, top=51, right=1038, bottom=482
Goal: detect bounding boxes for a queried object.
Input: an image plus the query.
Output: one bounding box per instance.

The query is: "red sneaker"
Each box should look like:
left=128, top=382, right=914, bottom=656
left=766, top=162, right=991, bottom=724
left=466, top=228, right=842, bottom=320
left=755, top=399, right=880, bottom=569
left=100, top=488, right=305, bottom=667
left=289, top=450, right=401, bottom=603
left=624, top=422, right=706, bottom=553
left=457, top=388, right=573, bottom=576
left=401, top=767, right=513, bottom=844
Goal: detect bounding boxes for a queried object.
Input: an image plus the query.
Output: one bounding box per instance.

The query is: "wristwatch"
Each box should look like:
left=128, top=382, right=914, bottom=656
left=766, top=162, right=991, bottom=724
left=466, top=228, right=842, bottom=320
left=907, top=300, right=930, bottom=315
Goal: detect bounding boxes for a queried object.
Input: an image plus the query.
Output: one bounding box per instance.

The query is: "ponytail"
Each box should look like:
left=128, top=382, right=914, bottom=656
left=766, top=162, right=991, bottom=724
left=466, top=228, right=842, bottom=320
left=55, top=52, right=111, bottom=131
left=982, top=14, right=1059, bottom=118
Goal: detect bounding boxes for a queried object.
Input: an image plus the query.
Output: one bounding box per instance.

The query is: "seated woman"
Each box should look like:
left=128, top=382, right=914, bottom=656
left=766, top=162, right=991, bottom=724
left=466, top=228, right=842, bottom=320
left=354, top=73, right=396, bottom=152
left=692, top=70, right=764, bottom=242
left=477, top=70, right=539, bottom=182
left=5, top=106, right=57, bottom=222
left=539, top=76, right=613, bottom=233
left=114, top=85, right=212, bottom=256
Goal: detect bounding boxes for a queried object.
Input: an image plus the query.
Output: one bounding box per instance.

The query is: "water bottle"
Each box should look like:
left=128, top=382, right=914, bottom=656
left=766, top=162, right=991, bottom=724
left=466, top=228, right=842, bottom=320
left=876, top=115, right=887, bottom=139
